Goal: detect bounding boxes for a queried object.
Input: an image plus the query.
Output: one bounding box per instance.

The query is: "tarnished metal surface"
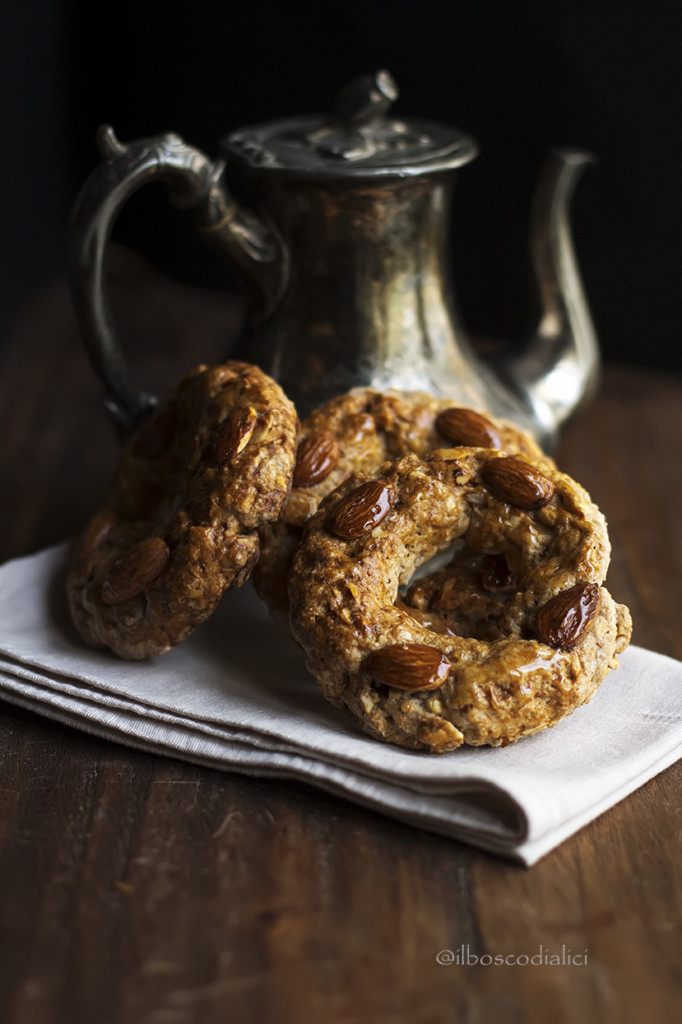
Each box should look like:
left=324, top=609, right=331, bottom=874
left=67, top=71, right=599, bottom=447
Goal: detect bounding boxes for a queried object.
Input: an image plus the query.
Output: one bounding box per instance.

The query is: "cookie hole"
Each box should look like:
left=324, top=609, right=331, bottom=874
left=399, top=539, right=465, bottom=592
left=398, top=541, right=519, bottom=643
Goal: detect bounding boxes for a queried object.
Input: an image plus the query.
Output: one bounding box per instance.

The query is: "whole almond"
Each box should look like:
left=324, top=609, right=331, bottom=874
left=208, top=405, right=258, bottom=464
left=536, top=582, right=601, bottom=649
left=327, top=479, right=395, bottom=540
left=102, top=537, right=170, bottom=604
left=364, top=643, right=451, bottom=691
left=293, top=430, right=340, bottom=487
left=480, top=456, right=555, bottom=510
left=436, top=407, right=502, bottom=449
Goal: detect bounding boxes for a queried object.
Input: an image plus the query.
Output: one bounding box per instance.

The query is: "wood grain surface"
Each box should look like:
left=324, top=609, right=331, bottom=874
left=1, top=251, right=680, bottom=1024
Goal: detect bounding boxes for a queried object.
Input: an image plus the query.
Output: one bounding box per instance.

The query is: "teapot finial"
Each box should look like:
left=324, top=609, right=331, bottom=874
left=333, top=70, right=399, bottom=127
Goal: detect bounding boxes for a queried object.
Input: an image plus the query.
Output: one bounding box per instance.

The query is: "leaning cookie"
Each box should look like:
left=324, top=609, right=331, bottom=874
left=288, top=449, right=632, bottom=753
left=67, top=361, right=298, bottom=659
left=254, top=387, right=553, bottom=623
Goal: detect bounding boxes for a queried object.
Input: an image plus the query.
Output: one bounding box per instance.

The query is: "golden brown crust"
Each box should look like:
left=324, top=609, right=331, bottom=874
left=288, top=449, right=632, bottom=753
left=67, top=362, right=298, bottom=659
left=254, top=388, right=554, bottom=623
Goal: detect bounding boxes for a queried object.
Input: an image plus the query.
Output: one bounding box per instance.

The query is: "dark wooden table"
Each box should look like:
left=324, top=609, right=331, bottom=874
left=1, top=251, right=680, bottom=1023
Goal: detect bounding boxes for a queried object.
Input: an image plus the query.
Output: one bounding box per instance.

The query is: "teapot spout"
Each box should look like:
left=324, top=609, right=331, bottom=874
left=495, top=149, right=600, bottom=449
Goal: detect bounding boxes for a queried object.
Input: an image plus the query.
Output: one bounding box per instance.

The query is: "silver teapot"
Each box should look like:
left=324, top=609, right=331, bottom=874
left=67, top=70, right=599, bottom=448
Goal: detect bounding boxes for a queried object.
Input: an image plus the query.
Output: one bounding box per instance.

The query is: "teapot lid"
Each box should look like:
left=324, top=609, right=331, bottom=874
left=223, top=70, right=477, bottom=179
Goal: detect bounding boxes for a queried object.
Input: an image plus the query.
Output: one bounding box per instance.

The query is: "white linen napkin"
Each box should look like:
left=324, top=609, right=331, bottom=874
left=0, top=543, right=680, bottom=866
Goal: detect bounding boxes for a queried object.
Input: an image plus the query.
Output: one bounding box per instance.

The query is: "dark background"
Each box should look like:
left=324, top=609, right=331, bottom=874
left=2, top=0, right=681, bottom=373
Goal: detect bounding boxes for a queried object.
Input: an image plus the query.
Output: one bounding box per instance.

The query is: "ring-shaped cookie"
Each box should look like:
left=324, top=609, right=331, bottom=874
left=254, top=387, right=553, bottom=622
left=288, top=449, right=632, bottom=752
left=67, top=361, right=298, bottom=658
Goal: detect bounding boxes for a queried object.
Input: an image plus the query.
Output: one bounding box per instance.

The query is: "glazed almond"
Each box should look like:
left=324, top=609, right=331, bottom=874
left=364, top=643, right=451, bottom=691
left=537, top=582, right=601, bottom=649
left=293, top=430, right=340, bottom=487
left=209, top=405, right=259, bottom=464
left=327, top=479, right=395, bottom=540
left=102, top=537, right=170, bottom=604
left=436, top=407, right=502, bottom=449
left=480, top=455, right=555, bottom=509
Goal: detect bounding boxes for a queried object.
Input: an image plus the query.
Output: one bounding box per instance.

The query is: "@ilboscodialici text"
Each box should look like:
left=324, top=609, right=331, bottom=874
left=436, top=945, right=589, bottom=967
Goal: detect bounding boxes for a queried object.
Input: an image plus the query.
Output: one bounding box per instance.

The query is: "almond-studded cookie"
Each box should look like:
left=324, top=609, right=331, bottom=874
left=67, top=362, right=298, bottom=658
left=288, top=449, right=632, bottom=753
left=254, top=388, right=553, bottom=623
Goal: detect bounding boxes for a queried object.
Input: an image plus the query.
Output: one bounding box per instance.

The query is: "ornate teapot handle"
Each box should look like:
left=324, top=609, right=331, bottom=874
left=66, top=125, right=288, bottom=436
